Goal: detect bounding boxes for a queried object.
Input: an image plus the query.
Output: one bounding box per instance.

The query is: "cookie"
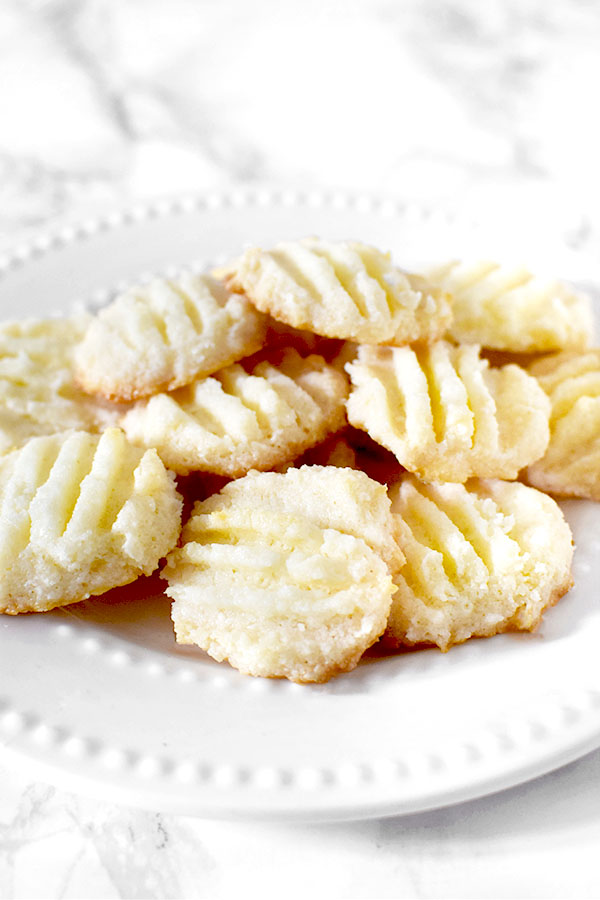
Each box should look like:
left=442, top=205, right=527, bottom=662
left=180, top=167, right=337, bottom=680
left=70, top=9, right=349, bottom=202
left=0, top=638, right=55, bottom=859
left=163, top=466, right=403, bottom=682
left=220, top=237, right=451, bottom=345
left=0, top=316, right=121, bottom=455
left=120, top=349, right=349, bottom=476
left=423, top=260, right=594, bottom=352
left=386, top=474, right=573, bottom=650
left=525, top=350, right=600, bottom=499
left=0, top=428, right=182, bottom=614
left=74, top=273, right=267, bottom=402
left=345, top=342, right=550, bottom=482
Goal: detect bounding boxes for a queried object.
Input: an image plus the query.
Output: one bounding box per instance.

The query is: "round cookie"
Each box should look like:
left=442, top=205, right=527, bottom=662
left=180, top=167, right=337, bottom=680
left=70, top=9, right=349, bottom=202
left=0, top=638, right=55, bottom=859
left=74, top=273, right=267, bottom=402
left=386, top=474, right=573, bottom=651
left=120, top=349, right=349, bottom=476
left=526, top=350, right=600, bottom=499
left=423, top=259, right=593, bottom=353
left=345, top=342, right=550, bottom=482
left=220, top=237, right=451, bottom=345
left=0, top=316, right=122, bottom=455
left=163, top=466, right=404, bottom=683
left=0, top=428, right=183, bottom=614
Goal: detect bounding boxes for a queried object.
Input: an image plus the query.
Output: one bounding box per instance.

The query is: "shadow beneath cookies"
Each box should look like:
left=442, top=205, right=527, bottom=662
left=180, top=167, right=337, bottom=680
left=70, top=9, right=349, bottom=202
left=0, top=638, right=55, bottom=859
left=58, top=573, right=210, bottom=662
left=56, top=574, right=435, bottom=687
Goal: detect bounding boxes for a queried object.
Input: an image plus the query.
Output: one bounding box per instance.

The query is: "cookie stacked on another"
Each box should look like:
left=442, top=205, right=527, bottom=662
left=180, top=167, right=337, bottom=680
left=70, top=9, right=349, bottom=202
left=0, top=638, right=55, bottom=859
left=385, top=475, right=573, bottom=651
left=521, top=351, right=600, bottom=499
left=74, top=273, right=268, bottom=401
left=164, top=466, right=404, bottom=683
left=422, top=259, right=593, bottom=353
left=345, top=341, right=550, bottom=483
left=0, top=316, right=122, bottom=454
left=120, top=348, right=349, bottom=476
left=218, top=237, right=452, bottom=345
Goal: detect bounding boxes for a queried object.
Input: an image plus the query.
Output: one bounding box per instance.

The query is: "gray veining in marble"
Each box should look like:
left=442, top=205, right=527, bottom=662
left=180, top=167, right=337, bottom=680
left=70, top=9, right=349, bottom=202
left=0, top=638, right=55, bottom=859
left=2, top=0, right=600, bottom=240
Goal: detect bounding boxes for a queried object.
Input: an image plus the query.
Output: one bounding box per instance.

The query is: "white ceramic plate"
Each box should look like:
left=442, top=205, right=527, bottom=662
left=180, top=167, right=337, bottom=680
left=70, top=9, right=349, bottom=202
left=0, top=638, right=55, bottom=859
left=0, top=189, right=599, bottom=822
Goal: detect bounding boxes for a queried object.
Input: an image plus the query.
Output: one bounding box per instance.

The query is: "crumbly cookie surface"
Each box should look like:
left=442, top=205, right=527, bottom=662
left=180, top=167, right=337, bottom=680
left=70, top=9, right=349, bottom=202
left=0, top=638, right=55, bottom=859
left=345, top=342, right=550, bottom=482
left=120, top=349, right=349, bottom=476
left=423, top=259, right=594, bottom=352
left=74, top=273, right=267, bottom=402
left=221, top=237, right=451, bottom=345
left=386, top=475, right=573, bottom=651
left=525, top=350, right=600, bottom=499
left=0, top=428, right=182, bottom=614
left=163, top=466, right=403, bottom=682
left=0, top=316, right=121, bottom=455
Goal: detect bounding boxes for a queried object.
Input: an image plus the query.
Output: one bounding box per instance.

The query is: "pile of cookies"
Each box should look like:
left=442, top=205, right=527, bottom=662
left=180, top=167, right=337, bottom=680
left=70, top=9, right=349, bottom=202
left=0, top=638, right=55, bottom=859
left=0, top=237, right=595, bottom=683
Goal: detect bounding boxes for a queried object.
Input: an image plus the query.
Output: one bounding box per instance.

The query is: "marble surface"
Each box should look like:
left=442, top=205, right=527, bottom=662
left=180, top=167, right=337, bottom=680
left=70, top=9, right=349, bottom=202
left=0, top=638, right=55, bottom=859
left=1, top=0, right=600, bottom=246
left=2, top=750, right=600, bottom=899
left=2, top=0, right=600, bottom=897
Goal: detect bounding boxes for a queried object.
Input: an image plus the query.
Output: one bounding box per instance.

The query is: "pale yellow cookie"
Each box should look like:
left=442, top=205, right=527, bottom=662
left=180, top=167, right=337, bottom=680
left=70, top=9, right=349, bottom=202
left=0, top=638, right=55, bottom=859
left=423, top=260, right=593, bottom=352
left=386, top=475, right=573, bottom=651
left=345, top=342, right=550, bottom=482
left=163, top=466, right=404, bottom=682
left=0, top=316, right=122, bottom=455
left=120, top=350, right=349, bottom=476
left=0, top=428, right=182, bottom=614
left=525, top=350, right=600, bottom=499
left=221, top=237, right=451, bottom=345
left=74, top=273, right=267, bottom=402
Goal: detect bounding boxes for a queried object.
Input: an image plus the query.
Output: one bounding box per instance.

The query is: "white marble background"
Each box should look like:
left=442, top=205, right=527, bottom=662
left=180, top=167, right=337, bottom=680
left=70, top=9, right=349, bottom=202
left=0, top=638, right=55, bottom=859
left=1, top=0, right=600, bottom=245
left=2, top=0, right=600, bottom=897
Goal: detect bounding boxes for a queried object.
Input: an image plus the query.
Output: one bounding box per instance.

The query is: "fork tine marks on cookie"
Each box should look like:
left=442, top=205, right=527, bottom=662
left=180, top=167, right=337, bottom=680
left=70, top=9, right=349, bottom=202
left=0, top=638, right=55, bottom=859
left=386, top=475, right=573, bottom=651
left=222, top=237, right=451, bottom=345
left=120, top=350, right=349, bottom=477
left=74, top=273, right=267, bottom=402
left=345, top=342, right=550, bottom=483
left=0, top=428, right=182, bottom=614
